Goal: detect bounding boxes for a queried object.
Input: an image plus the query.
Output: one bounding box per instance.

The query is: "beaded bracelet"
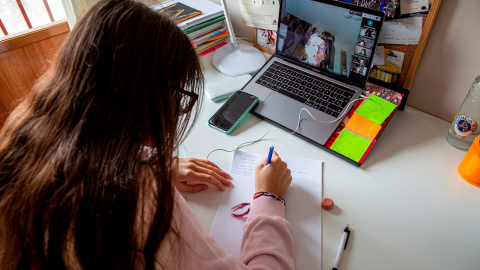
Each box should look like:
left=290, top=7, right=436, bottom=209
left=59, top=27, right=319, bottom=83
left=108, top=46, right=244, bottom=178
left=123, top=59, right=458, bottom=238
left=253, top=191, right=286, bottom=206
left=231, top=191, right=286, bottom=218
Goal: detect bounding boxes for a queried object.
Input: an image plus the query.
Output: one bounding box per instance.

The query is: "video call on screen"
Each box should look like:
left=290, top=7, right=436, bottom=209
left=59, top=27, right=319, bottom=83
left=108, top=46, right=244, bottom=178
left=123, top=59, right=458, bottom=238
left=276, top=0, right=382, bottom=83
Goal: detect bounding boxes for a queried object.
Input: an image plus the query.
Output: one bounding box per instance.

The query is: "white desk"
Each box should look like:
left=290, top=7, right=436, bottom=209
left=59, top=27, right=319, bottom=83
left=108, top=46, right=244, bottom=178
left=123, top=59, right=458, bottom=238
left=178, top=49, right=480, bottom=270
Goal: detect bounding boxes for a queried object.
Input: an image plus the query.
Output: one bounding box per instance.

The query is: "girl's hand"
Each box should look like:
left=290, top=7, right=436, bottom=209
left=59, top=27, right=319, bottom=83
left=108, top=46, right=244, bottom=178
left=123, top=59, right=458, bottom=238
left=254, top=151, right=292, bottom=197
left=173, top=157, right=232, bottom=192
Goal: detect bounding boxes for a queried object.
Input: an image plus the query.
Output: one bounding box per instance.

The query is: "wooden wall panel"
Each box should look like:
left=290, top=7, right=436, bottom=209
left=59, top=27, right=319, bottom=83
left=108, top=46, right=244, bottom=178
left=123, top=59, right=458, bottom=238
left=0, top=21, right=69, bottom=128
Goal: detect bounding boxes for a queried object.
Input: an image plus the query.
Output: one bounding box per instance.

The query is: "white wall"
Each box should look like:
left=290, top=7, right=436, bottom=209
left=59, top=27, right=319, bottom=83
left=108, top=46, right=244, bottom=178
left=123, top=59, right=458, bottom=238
left=408, top=0, right=480, bottom=122
left=216, top=0, right=480, bottom=122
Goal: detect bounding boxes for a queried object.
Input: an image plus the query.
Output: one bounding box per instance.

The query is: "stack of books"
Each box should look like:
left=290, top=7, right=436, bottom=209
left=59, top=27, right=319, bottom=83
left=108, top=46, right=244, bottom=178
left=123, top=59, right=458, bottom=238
left=151, top=0, right=229, bottom=56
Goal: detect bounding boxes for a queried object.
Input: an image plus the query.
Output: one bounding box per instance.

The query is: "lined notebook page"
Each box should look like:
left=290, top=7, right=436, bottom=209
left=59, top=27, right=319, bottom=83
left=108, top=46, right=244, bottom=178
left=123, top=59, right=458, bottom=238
left=210, top=150, right=323, bottom=270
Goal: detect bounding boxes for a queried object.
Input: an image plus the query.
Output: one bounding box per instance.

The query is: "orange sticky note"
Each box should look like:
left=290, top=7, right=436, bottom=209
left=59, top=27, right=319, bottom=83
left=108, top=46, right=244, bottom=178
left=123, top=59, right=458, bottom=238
left=345, top=113, right=382, bottom=139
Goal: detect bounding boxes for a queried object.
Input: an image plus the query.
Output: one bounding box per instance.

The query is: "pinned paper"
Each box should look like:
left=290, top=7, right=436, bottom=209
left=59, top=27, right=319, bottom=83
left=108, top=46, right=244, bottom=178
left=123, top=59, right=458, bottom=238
left=378, top=17, right=423, bottom=45
left=330, top=129, right=373, bottom=163
left=239, top=0, right=280, bottom=30
left=355, top=95, right=397, bottom=125
left=400, top=0, right=429, bottom=15
left=373, top=46, right=385, bottom=66
left=386, top=50, right=405, bottom=69
left=345, top=113, right=382, bottom=139
left=376, top=49, right=404, bottom=74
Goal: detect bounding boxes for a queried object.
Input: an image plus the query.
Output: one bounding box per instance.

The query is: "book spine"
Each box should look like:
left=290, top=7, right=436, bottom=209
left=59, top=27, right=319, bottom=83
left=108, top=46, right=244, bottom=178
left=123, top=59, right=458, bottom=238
left=198, top=41, right=227, bottom=56
left=179, top=12, right=223, bottom=30
left=183, top=15, right=225, bottom=33
left=191, top=26, right=228, bottom=45
left=187, top=21, right=226, bottom=39
left=196, top=37, right=228, bottom=53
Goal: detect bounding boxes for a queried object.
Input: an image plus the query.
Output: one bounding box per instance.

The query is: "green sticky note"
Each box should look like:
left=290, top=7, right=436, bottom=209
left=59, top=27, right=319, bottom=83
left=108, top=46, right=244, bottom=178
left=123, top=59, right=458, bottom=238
left=355, top=95, right=397, bottom=125
left=330, top=129, right=373, bottom=162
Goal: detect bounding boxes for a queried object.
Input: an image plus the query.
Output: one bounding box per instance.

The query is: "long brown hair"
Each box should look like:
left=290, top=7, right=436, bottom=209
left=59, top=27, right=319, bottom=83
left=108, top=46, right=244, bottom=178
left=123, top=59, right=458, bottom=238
left=0, top=0, right=203, bottom=269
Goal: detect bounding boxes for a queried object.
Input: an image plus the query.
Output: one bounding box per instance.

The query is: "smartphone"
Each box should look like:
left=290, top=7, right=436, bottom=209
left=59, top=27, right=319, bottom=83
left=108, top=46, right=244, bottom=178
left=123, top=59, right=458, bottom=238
left=208, top=90, right=259, bottom=134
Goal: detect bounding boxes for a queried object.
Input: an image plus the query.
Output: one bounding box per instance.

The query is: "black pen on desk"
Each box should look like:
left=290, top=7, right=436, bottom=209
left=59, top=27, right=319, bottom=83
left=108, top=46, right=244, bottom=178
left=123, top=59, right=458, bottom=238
left=266, top=146, right=274, bottom=165
left=332, top=224, right=351, bottom=270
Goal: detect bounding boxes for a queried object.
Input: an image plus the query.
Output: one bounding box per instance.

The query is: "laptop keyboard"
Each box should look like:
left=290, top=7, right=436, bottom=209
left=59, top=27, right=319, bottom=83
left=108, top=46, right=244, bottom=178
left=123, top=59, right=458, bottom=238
left=255, top=62, right=356, bottom=118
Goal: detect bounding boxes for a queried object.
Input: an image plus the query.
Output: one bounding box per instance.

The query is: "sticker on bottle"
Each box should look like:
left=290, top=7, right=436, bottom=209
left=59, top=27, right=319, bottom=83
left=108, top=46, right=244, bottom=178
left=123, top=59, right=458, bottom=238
left=454, top=114, right=478, bottom=138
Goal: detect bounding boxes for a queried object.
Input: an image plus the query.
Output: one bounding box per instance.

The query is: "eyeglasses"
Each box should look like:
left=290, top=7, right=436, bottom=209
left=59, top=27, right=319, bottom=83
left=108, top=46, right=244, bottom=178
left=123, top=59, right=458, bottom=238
left=317, top=45, right=327, bottom=52
left=172, top=85, right=198, bottom=115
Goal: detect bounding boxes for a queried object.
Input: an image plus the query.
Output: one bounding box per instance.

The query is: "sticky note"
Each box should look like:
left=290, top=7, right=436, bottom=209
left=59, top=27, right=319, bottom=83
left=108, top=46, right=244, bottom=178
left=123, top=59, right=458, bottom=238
left=330, top=129, right=373, bottom=162
left=355, top=95, right=397, bottom=125
left=385, top=73, right=392, bottom=83
left=345, top=113, right=382, bottom=139
left=376, top=70, right=383, bottom=80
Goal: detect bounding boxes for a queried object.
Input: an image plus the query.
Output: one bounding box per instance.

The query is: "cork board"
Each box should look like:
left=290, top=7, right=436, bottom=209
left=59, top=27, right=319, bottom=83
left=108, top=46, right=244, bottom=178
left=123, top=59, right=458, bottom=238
left=369, top=0, right=442, bottom=90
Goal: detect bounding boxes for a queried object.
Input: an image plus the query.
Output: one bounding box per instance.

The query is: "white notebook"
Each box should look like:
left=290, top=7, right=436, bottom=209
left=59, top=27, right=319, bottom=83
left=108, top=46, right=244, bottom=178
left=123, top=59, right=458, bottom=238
left=210, top=150, right=323, bottom=270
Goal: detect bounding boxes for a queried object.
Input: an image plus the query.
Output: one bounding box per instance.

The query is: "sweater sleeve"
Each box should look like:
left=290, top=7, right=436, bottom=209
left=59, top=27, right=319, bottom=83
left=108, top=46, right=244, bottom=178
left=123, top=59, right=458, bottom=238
left=240, top=196, right=295, bottom=270
left=154, top=190, right=294, bottom=270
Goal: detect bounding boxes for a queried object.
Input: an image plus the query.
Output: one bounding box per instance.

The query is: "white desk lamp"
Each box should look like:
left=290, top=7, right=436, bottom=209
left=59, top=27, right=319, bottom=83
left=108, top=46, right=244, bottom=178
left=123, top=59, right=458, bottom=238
left=211, top=0, right=266, bottom=77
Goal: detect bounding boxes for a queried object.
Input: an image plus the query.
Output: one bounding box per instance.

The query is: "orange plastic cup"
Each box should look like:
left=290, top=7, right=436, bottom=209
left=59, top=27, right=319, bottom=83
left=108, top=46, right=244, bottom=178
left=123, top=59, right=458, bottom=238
left=458, top=135, right=480, bottom=188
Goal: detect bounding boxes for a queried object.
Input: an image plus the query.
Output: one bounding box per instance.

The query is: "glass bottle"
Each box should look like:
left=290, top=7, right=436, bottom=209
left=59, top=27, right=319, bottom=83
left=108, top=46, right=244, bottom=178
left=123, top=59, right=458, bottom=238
left=446, top=75, right=480, bottom=150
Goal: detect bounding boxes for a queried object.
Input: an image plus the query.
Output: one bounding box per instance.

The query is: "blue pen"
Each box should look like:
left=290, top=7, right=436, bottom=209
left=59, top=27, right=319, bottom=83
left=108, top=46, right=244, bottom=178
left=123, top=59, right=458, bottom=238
left=266, top=146, right=274, bottom=165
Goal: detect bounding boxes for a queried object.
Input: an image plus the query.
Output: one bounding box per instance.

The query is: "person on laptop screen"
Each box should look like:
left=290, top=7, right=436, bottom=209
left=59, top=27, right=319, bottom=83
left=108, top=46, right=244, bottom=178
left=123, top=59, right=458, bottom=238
left=277, top=1, right=382, bottom=84
left=301, top=33, right=333, bottom=69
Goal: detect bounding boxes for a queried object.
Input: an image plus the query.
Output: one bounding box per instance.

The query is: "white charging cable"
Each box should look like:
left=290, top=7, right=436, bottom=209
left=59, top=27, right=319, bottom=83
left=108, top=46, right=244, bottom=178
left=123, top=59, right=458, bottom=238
left=206, top=95, right=369, bottom=160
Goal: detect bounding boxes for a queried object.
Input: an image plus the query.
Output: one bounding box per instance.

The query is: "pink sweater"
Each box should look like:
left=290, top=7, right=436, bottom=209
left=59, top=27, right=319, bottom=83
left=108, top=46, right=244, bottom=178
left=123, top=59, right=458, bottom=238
left=154, top=190, right=295, bottom=269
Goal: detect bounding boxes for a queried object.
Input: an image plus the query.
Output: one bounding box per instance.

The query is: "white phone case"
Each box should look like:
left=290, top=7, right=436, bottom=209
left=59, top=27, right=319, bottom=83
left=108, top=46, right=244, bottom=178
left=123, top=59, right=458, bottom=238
left=205, top=74, right=252, bottom=101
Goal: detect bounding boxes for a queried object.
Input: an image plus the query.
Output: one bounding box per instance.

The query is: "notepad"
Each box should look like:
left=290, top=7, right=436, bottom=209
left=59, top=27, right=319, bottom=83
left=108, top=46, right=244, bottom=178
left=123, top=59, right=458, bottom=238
left=210, top=150, right=323, bottom=270
left=356, top=95, right=397, bottom=125
left=386, top=50, right=405, bottom=69
left=345, top=113, right=382, bottom=140
left=330, top=129, right=374, bottom=162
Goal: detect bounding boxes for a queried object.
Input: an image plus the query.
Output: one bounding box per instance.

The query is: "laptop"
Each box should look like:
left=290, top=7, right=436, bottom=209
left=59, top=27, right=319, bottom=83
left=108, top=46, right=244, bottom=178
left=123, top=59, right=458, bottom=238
left=243, top=0, right=384, bottom=145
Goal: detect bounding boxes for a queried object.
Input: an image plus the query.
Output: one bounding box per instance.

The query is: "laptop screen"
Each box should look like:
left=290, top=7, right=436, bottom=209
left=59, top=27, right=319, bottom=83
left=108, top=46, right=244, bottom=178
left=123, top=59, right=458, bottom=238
left=277, top=0, right=384, bottom=87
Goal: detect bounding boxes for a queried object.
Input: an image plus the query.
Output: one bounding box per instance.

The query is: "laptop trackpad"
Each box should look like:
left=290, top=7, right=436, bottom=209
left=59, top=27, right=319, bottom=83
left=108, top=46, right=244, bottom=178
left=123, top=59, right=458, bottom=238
left=255, top=92, right=341, bottom=145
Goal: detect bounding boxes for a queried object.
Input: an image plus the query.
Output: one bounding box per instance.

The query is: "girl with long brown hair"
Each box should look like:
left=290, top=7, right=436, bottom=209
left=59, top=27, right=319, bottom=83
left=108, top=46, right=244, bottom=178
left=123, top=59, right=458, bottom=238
left=0, top=0, right=294, bottom=269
